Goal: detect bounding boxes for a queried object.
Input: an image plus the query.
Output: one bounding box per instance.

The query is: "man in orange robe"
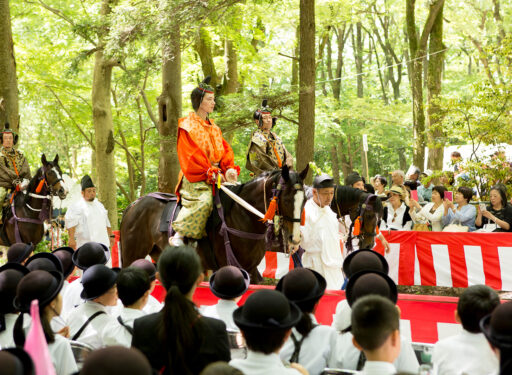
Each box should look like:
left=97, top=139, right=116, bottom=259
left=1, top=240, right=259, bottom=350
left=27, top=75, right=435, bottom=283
left=171, top=77, right=239, bottom=245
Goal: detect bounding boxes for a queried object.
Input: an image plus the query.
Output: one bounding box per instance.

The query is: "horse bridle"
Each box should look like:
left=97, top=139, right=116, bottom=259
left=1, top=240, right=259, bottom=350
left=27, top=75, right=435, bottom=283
left=346, top=193, right=378, bottom=252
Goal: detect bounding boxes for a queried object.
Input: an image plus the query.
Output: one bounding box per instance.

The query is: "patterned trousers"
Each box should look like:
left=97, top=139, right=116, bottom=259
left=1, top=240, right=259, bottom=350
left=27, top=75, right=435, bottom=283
left=172, top=177, right=213, bottom=239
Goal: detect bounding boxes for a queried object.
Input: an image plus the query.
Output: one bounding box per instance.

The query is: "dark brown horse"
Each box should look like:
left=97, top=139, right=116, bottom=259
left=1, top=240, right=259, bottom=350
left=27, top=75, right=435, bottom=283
left=330, top=185, right=383, bottom=250
left=120, top=165, right=308, bottom=282
left=1, top=154, right=68, bottom=246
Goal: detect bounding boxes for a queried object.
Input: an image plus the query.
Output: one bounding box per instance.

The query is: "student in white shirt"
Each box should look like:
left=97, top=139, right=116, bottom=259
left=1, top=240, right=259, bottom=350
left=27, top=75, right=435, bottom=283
left=381, top=186, right=412, bottom=231
left=61, top=241, right=110, bottom=319
left=13, top=270, right=77, bottom=375
left=130, top=259, right=163, bottom=314
left=50, top=246, right=75, bottom=336
left=0, top=263, right=29, bottom=349
left=115, top=267, right=150, bottom=346
left=277, top=268, right=337, bottom=375
left=480, top=301, right=512, bottom=375
left=201, top=265, right=250, bottom=332
left=66, top=264, right=130, bottom=349
left=351, top=295, right=402, bottom=375
left=230, top=289, right=309, bottom=375
left=433, top=285, right=500, bottom=375
left=329, top=271, right=418, bottom=373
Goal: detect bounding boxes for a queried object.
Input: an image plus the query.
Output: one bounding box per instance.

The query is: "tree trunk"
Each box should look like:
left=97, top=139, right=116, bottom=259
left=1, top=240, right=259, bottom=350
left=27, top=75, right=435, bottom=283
left=339, top=137, right=353, bottom=179
left=92, top=0, right=118, bottom=229
left=157, top=25, right=181, bottom=193
left=405, top=0, right=445, bottom=170
left=0, top=0, right=19, bottom=130
left=332, top=24, right=350, bottom=100
left=330, top=144, right=340, bottom=184
left=291, top=25, right=299, bottom=89
left=224, top=39, right=238, bottom=94
left=353, top=22, right=364, bottom=98
left=194, top=28, right=218, bottom=89
left=296, top=0, right=315, bottom=184
left=426, top=3, right=445, bottom=171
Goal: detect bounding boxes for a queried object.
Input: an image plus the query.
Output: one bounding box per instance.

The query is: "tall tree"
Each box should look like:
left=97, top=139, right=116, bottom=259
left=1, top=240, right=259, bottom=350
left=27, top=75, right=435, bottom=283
left=297, top=0, right=315, bottom=183
left=405, top=0, right=445, bottom=169
left=426, top=2, right=445, bottom=170
left=157, top=12, right=181, bottom=193
left=92, top=0, right=118, bottom=228
left=0, top=0, right=19, bottom=130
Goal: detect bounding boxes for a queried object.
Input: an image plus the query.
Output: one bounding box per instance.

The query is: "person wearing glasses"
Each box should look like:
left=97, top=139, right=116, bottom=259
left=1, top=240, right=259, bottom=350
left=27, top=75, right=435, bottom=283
left=381, top=186, right=412, bottom=231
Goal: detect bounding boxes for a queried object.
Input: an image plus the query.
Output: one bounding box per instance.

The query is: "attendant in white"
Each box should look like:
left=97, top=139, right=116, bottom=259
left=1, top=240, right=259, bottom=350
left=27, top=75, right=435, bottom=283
left=432, top=285, right=500, bottom=375
left=351, top=296, right=402, bottom=375
left=65, top=175, right=114, bottom=250
left=13, top=270, right=77, bottom=375
left=67, top=264, right=130, bottom=349
left=277, top=268, right=337, bottom=375
left=230, top=290, right=309, bottom=375
left=409, top=186, right=446, bottom=231
left=381, top=185, right=412, bottom=231
left=61, top=242, right=109, bottom=319
left=115, top=267, right=150, bottom=346
left=0, top=263, right=29, bottom=349
left=301, top=174, right=343, bottom=290
left=130, top=259, right=163, bottom=314
left=201, top=265, right=249, bottom=332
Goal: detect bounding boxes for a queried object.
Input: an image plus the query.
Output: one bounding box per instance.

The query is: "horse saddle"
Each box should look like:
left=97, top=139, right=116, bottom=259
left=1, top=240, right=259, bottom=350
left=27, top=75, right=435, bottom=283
left=159, top=198, right=181, bottom=233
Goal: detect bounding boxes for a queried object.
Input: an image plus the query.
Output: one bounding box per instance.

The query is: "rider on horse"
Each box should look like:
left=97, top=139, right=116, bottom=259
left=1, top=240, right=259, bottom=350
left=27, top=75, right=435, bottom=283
left=245, top=100, right=293, bottom=176
left=0, top=123, right=31, bottom=210
left=170, top=77, right=240, bottom=246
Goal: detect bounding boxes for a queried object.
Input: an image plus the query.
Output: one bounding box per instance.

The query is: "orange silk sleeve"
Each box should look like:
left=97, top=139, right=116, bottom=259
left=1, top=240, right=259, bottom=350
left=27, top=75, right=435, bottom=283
left=177, top=128, right=214, bottom=183
left=219, top=138, right=237, bottom=173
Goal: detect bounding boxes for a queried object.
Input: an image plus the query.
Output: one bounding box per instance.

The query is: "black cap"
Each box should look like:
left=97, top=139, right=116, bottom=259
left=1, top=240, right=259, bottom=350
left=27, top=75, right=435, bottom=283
left=209, top=266, right=250, bottom=299
left=130, top=259, right=157, bottom=281
left=72, top=242, right=109, bottom=270
left=81, top=175, right=95, bottom=191
left=233, top=289, right=301, bottom=331
left=343, top=249, right=389, bottom=278
left=1, top=122, right=19, bottom=146
left=313, top=174, right=334, bottom=189
left=24, top=252, right=63, bottom=274
left=0, top=348, right=35, bottom=375
left=80, top=264, right=119, bottom=300
left=480, top=301, right=512, bottom=349
left=51, top=246, right=75, bottom=279
left=0, top=263, right=29, bottom=314
left=345, top=270, right=398, bottom=307
left=344, top=172, right=363, bottom=187
left=276, top=268, right=326, bottom=310
left=7, top=243, right=34, bottom=264
left=80, top=346, right=152, bottom=375
left=14, top=270, right=64, bottom=312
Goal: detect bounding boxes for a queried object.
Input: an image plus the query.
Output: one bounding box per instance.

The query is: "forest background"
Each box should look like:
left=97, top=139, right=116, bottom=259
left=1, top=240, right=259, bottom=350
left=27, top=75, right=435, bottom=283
left=0, top=0, right=511, bottom=228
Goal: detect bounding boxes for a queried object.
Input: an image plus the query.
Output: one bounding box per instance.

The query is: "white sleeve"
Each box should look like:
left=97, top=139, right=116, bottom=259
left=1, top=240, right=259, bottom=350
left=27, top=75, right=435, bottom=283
left=64, top=204, right=82, bottom=229
left=395, top=336, right=420, bottom=373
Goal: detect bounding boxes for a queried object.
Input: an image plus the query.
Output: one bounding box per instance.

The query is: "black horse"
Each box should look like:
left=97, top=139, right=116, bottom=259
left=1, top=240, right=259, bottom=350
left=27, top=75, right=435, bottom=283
left=1, top=154, right=68, bottom=246
left=120, top=165, right=308, bottom=282
left=330, top=185, right=383, bottom=250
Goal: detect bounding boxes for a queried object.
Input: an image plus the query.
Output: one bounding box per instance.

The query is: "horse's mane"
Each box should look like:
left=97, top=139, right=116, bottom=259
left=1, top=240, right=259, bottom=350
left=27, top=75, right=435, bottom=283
left=333, top=185, right=384, bottom=218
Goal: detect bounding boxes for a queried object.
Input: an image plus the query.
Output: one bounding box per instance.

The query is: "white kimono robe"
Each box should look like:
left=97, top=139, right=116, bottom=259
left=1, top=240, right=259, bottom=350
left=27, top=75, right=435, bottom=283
left=65, top=198, right=111, bottom=249
left=301, top=199, right=344, bottom=290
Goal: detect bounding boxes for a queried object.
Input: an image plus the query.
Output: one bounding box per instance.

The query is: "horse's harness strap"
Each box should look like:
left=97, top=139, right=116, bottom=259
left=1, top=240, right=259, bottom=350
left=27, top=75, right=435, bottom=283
left=28, top=193, right=51, bottom=199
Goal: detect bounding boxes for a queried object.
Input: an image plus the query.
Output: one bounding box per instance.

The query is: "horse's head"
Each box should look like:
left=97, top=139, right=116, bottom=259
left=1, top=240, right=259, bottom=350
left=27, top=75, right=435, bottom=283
left=275, top=164, right=309, bottom=252
left=351, top=193, right=383, bottom=250
left=41, top=154, right=68, bottom=200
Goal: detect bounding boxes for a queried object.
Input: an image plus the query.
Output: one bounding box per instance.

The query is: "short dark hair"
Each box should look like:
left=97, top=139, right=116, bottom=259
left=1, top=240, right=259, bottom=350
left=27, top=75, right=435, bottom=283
left=451, top=151, right=461, bottom=158
left=241, top=328, right=289, bottom=354
left=432, top=185, right=446, bottom=199
left=457, top=186, right=473, bottom=203
left=458, top=285, right=500, bottom=333
left=351, top=295, right=399, bottom=351
left=376, top=176, right=387, bottom=187
left=117, top=267, right=151, bottom=307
